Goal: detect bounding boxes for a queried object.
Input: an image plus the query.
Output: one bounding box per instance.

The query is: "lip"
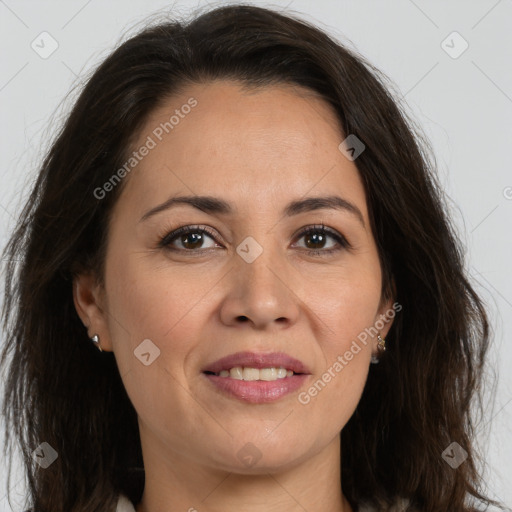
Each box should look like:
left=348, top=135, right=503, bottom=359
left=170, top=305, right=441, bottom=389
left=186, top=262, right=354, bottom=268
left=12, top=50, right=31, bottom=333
left=203, top=373, right=309, bottom=403
left=202, top=350, right=311, bottom=374
left=202, top=351, right=311, bottom=404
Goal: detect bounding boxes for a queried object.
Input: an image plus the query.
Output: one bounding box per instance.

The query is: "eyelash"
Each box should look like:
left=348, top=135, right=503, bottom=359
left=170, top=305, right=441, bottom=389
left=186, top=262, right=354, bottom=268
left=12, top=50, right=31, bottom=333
left=157, top=223, right=351, bottom=257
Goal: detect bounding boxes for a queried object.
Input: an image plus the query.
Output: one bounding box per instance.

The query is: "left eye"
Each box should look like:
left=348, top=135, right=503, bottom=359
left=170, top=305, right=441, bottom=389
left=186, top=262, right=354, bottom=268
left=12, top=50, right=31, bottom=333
left=158, top=224, right=350, bottom=255
left=294, top=225, right=350, bottom=254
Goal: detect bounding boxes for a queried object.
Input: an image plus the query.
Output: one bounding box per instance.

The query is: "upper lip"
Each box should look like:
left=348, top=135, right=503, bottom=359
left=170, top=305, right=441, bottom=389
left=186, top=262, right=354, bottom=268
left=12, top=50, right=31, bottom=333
left=203, top=351, right=311, bottom=374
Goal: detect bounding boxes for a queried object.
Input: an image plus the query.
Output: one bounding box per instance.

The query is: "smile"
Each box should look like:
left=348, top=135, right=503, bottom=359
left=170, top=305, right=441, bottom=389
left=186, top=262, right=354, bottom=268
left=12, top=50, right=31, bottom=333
left=207, top=366, right=295, bottom=381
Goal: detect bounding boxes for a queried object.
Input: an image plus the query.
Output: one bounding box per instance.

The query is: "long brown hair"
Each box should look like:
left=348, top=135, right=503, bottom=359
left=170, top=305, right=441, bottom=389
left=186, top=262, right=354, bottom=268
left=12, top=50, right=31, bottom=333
left=0, top=4, right=505, bottom=512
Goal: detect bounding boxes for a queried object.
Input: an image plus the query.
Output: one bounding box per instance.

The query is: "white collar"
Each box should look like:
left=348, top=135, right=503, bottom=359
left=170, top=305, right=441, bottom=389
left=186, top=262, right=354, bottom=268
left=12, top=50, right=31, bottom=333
left=117, top=493, right=136, bottom=512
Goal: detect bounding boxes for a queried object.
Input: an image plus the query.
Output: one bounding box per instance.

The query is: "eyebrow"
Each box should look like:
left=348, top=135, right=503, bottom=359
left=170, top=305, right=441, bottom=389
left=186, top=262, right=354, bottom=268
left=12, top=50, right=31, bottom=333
left=139, top=194, right=365, bottom=227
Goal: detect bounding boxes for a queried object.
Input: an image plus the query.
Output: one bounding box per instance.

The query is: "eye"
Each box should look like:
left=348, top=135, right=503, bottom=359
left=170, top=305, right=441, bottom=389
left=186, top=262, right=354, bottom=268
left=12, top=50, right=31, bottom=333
left=158, top=223, right=350, bottom=256
left=292, top=224, right=350, bottom=256
left=158, top=225, right=220, bottom=253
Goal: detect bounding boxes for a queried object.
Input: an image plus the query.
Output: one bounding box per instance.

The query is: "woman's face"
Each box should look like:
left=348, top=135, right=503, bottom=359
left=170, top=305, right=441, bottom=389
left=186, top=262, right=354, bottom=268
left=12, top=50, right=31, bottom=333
left=76, top=80, right=394, bottom=474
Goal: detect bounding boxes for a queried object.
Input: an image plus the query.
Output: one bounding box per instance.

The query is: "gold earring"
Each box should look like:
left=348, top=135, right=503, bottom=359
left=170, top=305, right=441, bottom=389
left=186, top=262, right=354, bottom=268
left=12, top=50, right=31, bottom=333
left=370, top=332, right=386, bottom=364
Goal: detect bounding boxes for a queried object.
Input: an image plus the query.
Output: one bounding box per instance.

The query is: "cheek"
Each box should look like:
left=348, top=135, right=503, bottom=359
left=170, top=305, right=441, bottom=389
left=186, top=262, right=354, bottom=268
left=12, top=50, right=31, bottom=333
left=302, top=258, right=381, bottom=423
left=298, top=303, right=374, bottom=440
left=105, top=256, right=210, bottom=428
left=312, top=255, right=382, bottom=346
left=106, top=249, right=204, bottom=338
left=104, top=250, right=207, bottom=382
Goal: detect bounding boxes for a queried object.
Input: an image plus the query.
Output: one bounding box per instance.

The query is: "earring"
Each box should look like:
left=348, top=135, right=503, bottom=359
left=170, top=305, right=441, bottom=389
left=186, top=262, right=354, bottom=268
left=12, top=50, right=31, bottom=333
left=90, top=334, right=103, bottom=352
left=370, top=332, right=386, bottom=364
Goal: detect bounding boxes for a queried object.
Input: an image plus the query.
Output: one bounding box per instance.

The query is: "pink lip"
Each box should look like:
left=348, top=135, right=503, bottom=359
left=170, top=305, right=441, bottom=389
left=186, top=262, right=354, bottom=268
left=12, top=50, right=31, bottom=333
left=202, top=351, right=311, bottom=404
left=203, top=373, right=309, bottom=403
left=202, top=351, right=310, bottom=374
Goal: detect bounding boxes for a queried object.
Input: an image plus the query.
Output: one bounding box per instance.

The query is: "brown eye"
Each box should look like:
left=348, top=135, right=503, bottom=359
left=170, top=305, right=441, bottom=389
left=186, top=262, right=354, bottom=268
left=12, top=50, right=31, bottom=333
left=293, top=224, right=350, bottom=256
left=176, top=231, right=207, bottom=250
left=159, top=226, right=220, bottom=251
left=158, top=223, right=349, bottom=257
left=303, top=231, right=329, bottom=250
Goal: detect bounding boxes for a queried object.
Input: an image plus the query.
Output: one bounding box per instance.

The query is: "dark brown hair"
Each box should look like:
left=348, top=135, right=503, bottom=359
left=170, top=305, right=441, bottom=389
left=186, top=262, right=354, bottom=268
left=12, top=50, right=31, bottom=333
left=0, top=4, right=505, bottom=512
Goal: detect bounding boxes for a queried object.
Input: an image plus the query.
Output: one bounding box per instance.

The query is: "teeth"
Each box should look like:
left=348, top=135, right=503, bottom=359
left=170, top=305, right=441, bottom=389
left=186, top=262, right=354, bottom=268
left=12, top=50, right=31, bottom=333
left=277, top=368, right=287, bottom=379
left=242, top=367, right=260, bottom=381
left=216, top=366, right=295, bottom=381
left=260, top=368, right=276, bottom=381
left=230, top=367, right=243, bottom=379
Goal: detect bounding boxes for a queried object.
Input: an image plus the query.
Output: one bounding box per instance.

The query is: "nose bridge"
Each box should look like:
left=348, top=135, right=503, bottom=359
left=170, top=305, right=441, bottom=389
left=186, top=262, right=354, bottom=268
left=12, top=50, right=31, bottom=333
left=221, top=228, right=299, bottom=328
left=236, top=231, right=284, bottom=297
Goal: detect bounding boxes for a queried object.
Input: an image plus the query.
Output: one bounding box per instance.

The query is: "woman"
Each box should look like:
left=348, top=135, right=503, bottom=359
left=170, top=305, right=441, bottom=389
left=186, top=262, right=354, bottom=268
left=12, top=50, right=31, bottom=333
left=0, top=4, right=505, bottom=512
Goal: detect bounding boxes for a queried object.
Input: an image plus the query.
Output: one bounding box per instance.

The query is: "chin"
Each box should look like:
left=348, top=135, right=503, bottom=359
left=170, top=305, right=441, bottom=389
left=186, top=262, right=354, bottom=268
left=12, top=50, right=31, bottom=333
left=206, top=435, right=314, bottom=474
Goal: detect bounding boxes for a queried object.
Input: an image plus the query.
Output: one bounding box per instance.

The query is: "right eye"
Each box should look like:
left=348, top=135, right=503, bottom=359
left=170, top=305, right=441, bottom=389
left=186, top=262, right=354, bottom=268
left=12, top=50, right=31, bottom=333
left=158, top=225, right=222, bottom=252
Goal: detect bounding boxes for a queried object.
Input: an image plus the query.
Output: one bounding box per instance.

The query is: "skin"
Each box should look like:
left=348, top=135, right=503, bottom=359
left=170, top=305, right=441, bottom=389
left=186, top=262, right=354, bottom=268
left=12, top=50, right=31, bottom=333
left=74, top=80, right=395, bottom=512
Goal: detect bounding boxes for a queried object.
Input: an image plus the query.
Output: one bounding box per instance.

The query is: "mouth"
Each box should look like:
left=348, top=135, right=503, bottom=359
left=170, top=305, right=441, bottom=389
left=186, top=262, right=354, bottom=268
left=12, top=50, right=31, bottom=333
left=204, top=367, right=297, bottom=381
left=202, top=351, right=310, bottom=403
left=202, top=350, right=310, bottom=377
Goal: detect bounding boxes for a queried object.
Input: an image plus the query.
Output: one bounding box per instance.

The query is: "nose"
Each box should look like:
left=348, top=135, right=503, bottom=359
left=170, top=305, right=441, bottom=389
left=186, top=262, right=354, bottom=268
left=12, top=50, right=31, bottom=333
left=219, top=242, right=300, bottom=330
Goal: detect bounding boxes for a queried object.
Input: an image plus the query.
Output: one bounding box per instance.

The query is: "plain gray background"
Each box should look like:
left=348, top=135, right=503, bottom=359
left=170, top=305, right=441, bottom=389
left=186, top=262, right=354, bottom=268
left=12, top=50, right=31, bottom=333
left=1, top=0, right=511, bottom=510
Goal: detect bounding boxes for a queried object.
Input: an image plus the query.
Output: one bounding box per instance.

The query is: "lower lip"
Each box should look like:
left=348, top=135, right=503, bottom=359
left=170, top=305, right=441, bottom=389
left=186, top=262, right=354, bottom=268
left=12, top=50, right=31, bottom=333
left=203, top=373, right=309, bottom=403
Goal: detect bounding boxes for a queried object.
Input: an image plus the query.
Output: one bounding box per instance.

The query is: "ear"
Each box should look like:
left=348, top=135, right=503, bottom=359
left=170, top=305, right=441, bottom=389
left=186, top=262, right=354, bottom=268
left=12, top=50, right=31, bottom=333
left=73, top=272, right=113, bottom=352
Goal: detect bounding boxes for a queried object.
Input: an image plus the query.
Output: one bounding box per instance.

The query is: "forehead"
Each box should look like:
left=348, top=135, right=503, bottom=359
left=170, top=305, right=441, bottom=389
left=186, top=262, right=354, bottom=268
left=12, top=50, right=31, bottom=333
left=115, top=80, right=368, bottom=222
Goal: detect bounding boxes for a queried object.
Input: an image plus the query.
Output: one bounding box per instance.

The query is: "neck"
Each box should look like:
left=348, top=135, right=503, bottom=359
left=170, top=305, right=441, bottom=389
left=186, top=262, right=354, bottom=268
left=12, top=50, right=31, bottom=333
left=135, top=435, right=353, bottom=512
